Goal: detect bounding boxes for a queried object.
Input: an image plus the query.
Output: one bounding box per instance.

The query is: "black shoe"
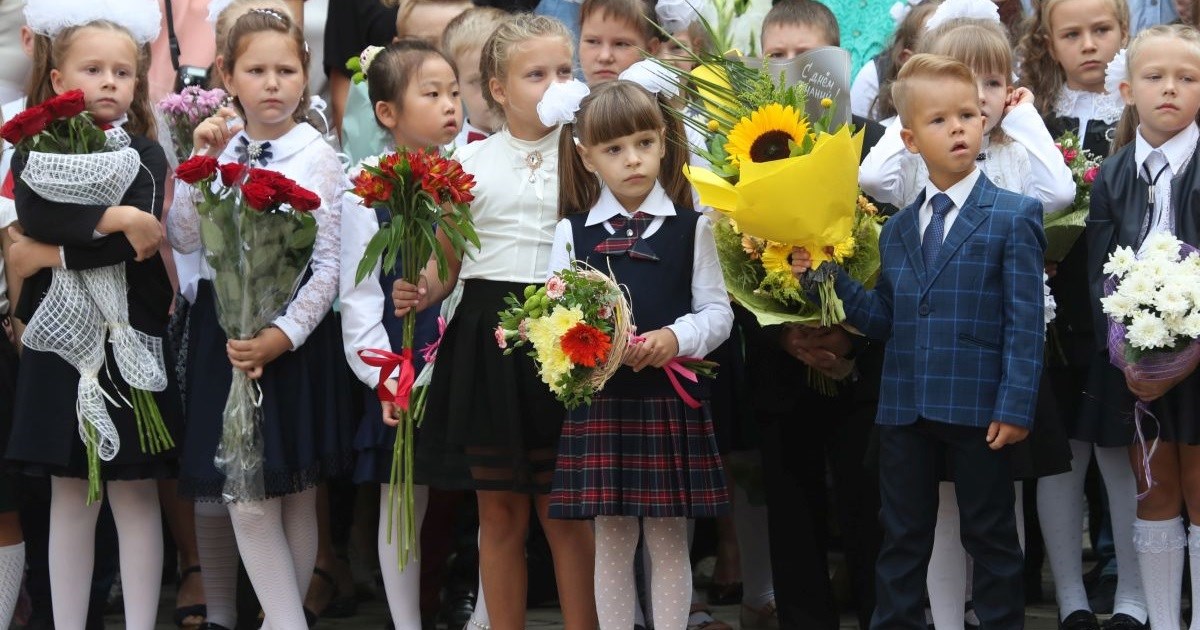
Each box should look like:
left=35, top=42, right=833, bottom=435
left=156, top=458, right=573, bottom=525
left=1060, top=610, right=1102, bottom=630
left=1101, top=613, right=1148, bottom=629
left=1089, top=574, right=1118, bottom=614
left=441, top=589, right=476, bottom=628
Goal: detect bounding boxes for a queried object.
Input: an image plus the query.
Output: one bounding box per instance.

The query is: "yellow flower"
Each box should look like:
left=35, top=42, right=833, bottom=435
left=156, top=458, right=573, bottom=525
left=707, top=119, right=721, bottom=132
left=830, top=236, right=856, bottom=263
left=725, top=104, right=810, bottom=165
left=821, top=97, right=833, bottom=108
left=857, top=194, right=878, bottom=216
left=741, top=234, right=763, bottom=259
left=761, top=241, right=795, bottom=276
left=526, top=305, right=583, bottom=359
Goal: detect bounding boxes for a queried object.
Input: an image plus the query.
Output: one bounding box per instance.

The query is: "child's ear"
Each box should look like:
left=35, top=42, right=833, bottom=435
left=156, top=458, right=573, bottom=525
left=897, top=48, right=914, bottom=66
left=215, top=55, right=234, bottom=96
left=576, top=142, right=596, bottom=173
left=49, top=69, right=65, bottom=96
left=646, top=38, right=663, bottom=56
left=488, top=77, right=506, bottom=109
left=1119, top=80, right=1134, bottom=106
left=899, top=127, right=920, bottom=155
left=375, top=100, right=400, bottom=130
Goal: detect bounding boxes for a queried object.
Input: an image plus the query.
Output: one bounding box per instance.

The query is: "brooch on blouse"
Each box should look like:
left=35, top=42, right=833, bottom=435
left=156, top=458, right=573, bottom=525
left=524, top=150, right=544, bottom=183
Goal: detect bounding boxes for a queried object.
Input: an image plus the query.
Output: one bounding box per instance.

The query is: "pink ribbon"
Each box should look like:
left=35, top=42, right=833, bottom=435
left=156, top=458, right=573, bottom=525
left=1132, top=400, right=1159, bottom=500
left=358, top=348, right=416, bottom=411
left=422, top=317, right=447, bottom=365
left=628, top=334, right=703, bottom=409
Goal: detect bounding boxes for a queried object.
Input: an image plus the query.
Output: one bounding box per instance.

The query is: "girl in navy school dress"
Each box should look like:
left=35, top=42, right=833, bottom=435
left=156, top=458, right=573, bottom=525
left=3, top=6, right=183, bottom=628
left=545, top=79, right=733, bottom=630
left=167, top=9, right=352, bottom=629
left=340, top=39, right=460, bottom=629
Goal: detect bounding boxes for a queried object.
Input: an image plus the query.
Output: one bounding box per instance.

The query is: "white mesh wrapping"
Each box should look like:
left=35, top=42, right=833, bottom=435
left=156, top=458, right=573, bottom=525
left=81, top=265, right=168, bottom=392
left=21, top=148, right=140, bottom=206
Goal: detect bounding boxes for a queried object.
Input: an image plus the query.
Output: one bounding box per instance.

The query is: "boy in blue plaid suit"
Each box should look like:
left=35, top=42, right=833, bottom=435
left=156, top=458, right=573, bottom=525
left=795, top=54, right=1046, bottom=629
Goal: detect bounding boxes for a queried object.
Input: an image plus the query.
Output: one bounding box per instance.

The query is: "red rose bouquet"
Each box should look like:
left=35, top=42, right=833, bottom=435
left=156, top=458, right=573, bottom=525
left=1045, top=131, right=1101, bottom=262
left=349, top=148, right=478, bottom=568
left=176, top=155, right=319, bottom=502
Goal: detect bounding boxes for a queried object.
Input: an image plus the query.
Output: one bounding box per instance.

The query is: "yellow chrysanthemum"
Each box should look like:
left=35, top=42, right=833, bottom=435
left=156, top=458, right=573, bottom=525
left=821, top=97, right=833, bottom=108
left=725, top=104, right=810, bottom=165
left=831, top=236, right=856, bottom=263
left=760, top=242, right=795, bottom=276
left=707, top=119, right=720, bottom=132
left=526, top=306, right=583, bottom=358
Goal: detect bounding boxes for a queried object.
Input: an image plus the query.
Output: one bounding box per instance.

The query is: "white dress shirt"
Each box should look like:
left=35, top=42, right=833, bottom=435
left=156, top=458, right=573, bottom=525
left=1134, top=122, right=1199, bottom=249
left=918, top=168, right=982, bottom=242
left=548, top=182, right=733, bottom=359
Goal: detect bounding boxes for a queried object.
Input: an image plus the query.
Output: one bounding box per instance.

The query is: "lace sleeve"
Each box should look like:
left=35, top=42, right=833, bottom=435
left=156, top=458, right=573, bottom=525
left=271, top=147, right=348, bottom=349
left=166, top=180, right=202, bottom=254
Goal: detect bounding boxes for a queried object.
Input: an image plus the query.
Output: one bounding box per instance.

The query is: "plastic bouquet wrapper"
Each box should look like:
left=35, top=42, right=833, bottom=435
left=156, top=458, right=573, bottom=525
left=2, top=89, right=172, bottom=502
left=1100, top=233, right=1200, bottom=496
left=496, top=260, right=718, bottom=410
left=350, top=147, right=478, bottom=569
left=157, top=86, right=227, bottom=165
left=1045, top=131, right=1100, bottom=262
left=175, top=155, right=321, bottom=503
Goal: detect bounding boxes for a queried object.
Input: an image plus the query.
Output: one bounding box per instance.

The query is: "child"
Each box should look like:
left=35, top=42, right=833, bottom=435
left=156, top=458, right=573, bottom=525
left=1017, top=0, right=1147, bottom=627
left=167, top=8, right=352, bottom=629
left=793, top=52, right=1046, bottom=629
left=442, top=7, right=507, bottom=147
left=1086, top=24, right=1200, bottom=630
left=390, top=15, right=599, bottom=630
left=579, top=0, right=662, bottom=86
left=340, top=38, right=461, bottom=630
left=545, top=78, right=732, bottom=630
left=851, top=0, right=941, bottom=121
left=3, top=6, right=183, bottom=629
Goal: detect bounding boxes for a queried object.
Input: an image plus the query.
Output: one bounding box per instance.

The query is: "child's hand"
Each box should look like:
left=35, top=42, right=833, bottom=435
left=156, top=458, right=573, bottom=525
left=226, top=326, right=293, bottom=379
left=625, top=329, right=679, bottom=372
left=1004, top=88, right=1034, bottom=115
left=117, top=206, right=163, bottom=261
left=5, top=227, right=60, bottom=278
left=789, top=246, right=812, bottom=278
left=380, top=378, right=399, bottom=427
left=1124, top=353, right=1200, bottom=401
left=391, top=276, right=429, bottom=317
left=193, top=107, right=243, bottom=157
left=986, top=420, right=1029, bottom=450
left=782, top=325, right=855, bottom=379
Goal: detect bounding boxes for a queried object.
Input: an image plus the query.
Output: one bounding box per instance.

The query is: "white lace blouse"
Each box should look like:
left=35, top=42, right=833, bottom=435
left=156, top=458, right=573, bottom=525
left=1053, top=86, right=1125, bottom=141
left=166, top=123, right=347, bottom=349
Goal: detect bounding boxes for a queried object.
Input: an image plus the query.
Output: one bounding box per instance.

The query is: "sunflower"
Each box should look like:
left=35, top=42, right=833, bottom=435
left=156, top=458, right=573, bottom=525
left=760, top=241, right=796, bottom=276
left=725, top=104, right=809, bottom=165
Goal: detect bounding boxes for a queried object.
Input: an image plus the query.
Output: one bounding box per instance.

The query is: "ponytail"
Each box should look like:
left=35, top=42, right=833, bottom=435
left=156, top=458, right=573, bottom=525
left=558, top=122, right=602, bottom=218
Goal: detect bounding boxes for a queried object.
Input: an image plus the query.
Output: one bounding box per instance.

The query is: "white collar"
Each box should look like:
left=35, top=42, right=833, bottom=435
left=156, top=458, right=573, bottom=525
left=585, top=180, right=675, bottom=226
left=1134, top=122, right=1200, bottom=177
left=221, top=122, right=321, bottom=165
left=921, top=167, right=982, bottom=211
left=1053, top=86, right=1126, bottom=124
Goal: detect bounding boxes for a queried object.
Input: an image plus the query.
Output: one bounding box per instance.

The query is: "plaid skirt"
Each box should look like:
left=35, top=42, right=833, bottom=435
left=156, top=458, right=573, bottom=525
left=549, top=396, right=729, bottom=519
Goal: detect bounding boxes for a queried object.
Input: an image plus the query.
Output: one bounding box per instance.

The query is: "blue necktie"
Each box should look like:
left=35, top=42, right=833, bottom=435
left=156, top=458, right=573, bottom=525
left=923, top=193, right=953, bottom=269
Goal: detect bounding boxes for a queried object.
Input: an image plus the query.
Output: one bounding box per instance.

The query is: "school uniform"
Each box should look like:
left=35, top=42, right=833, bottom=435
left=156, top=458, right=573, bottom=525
left=545, top=182, right=733, bottom=519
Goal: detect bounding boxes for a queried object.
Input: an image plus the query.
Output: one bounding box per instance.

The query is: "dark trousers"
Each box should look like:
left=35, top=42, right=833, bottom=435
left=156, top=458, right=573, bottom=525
left=760, top=395, right=881, bottom=630
left=872, top=420, right=1024, bottom=630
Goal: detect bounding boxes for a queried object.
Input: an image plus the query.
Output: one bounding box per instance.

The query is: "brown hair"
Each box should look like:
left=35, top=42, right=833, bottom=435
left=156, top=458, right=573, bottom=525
left=918, top=18, right=1013, bottom=80
left=873, top=0, right=941, bottom=120
left=210, top=0, right=294, bottom=90
left=1111, top=24, right=1200, bottom=151
left=558, top=80, right=693, bottom=218
left=891, top=52, right=977, bottom=125
left=760, top=0, right=841, bottom=48
left=220, top=8, right=312, bottom=124
left=441, top=7, right=509, bottom=61
left=579, top=0, right=662, bottom=43
left=26, top=21, right=155, bottom=140
left=367, top=39, right=457, bottom=127
left=480, top=13, right=574, bottom=118
left=1017, top=0, right=1129, bottom=114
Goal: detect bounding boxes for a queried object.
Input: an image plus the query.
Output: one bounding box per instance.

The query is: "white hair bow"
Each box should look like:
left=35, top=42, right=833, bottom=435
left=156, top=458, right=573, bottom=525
left=1104, top=49, right=1128, bottom=96
left=24, top=0, right=162, bottom=45
left=619, top=61, right=680, bottom=99
left=656, top=0, right=705, bottom=34
left=537, top=80, right=591, bottom=127
left=924, top=0, right=1000, bottom=31
left=889, top=0, right=922, bottom=25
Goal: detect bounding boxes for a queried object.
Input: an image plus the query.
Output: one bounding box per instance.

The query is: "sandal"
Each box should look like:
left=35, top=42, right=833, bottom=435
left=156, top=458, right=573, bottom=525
left=173, top=565, right=207, bottom=628
left=303, top=566, right=358, bottom=626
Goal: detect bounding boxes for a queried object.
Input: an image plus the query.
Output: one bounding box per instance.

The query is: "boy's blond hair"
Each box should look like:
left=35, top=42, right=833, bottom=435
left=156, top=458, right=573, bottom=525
left=441, top=7, right=508, bottom=61
left=579, top=0, right=662, bottom=43
left=382, top=0, right=473, bottom=37
left=891, top=53, right=976, bottom=125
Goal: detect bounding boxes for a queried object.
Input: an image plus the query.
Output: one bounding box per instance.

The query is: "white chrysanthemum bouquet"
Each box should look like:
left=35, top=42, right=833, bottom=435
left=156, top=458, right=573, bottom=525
left=1101, top=233, right=1200, bottom=362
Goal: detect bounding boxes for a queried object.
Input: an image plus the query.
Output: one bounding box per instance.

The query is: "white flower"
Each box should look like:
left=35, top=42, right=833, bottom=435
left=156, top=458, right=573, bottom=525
left=1043, top=273, right=1057, bottom=326
left=1127, top=311, right=1172, bottom=350
left=1181, top=312, right=1200, bottom=338
left=1156, top=286, right=1192, bottom=318
left=1101, top=292, right=1138, bottom=320
left=1121, top=272, right=1159, bottom=304
left=1103, top=246, right=1137, bottom=277
left=1143, top=232, right=1183, bottom=261
left=1104, top=49, right=1128, bottom=96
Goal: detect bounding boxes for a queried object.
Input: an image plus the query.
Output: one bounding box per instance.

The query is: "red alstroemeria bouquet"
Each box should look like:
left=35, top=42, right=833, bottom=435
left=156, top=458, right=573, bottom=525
left=350, top=148, right=479, bottom=568
left=176, top=155, right=320, bottom=502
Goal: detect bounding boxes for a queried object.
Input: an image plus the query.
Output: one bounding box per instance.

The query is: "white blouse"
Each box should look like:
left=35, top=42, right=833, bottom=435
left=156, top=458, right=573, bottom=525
left=548, top=182, right=733, bottom=359
left=1053, top=86, right=1125, bottom=141
left=166, top=123, right=347, bottom=349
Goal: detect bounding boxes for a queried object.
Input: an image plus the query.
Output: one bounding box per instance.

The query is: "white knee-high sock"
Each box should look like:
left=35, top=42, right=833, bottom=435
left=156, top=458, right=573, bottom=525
left=595, top=516, right=640, bottom=630
left=195, top=500, right=239, bottom=628
left=1134, top=516, right=1185, bottom=630
left=280, top=488, right=318, bottom=605
left=928, top=482, right=966, bottom=630
left=1037, top=440, right=1092, bottom=620
left=378, top=483, right=429, bottom=630
left=0, top=542, right=25, bottom=628
left=732, top=481, right=774, bottom=609
left=1095, top=446, right=1146, bottom=622
left=1188, top=525, right=1200, bottom=630
left=467, top=527, right=489, bottom=630
left=228, top=497, right=307, bottom=629
left=107, top=480, right=163, bottom=630
left=644, top=517, right=691, bottom=630
left=49, top=476, right=101, bottom=630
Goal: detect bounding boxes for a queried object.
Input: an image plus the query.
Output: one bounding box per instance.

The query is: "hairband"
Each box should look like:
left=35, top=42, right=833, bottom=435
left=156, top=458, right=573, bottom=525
left=923, top=0, right=1000, bottom=32
left=249, top=7, right=287, bottom=21
left=24, top=0, right=162, bottom=45
left=537, top=80, right=591, bottom=127
left=1104, top=49, right=1128, bottom=95
left=619, top=61, right=680, bottom=99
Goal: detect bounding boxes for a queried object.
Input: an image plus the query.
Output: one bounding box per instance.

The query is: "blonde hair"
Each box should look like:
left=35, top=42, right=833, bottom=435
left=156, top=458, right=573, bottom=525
left=480, top=14, right=574, bottom=117
left=918, top=18, right=1013, bottom=81
left=892, top=52, right=977, bottom=125
left=383, top=0, right=474, bottom=38
left=579, top=0, right=662, bottom=43
left=211, top=0, right=294, bottom=90
left=441, top=7, right=508, bottom=61
left=1112, top=24, right=1200, bottom=151
left=1017, top=0, right=1129, bottom=114
left=873, top=0, right=941, bottom=120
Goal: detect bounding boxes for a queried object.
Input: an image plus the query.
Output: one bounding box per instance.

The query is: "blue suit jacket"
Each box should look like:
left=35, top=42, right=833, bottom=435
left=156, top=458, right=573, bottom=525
left=835, top=173, right=1046, bottom=429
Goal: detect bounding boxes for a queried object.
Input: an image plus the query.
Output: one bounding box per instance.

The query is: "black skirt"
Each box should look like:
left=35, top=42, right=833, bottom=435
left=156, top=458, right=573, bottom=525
left=414, top=279, right=567, bottom=494
left=352, top=384, right=394, bottom=485
left=0, top=332, right=18, bottom=511
left=178, top=281, right=355, bottom=500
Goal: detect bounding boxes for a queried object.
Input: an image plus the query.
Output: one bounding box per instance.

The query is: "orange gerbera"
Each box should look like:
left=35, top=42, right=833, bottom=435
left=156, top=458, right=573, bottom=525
left=560, top=322, right=612, bottom=368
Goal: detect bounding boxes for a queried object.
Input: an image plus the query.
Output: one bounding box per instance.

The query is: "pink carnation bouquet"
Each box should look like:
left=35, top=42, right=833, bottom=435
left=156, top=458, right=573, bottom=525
left=157, top=86, right=227, bottom=164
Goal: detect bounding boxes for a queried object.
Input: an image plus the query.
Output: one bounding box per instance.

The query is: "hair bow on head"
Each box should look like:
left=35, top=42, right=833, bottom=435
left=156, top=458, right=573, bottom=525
left=537, top=80, right=591, bottom=127
left=655, top=0, right=705, bottom=34
left=889, top=0, right=922, bottom=25
left=1104, top=49, right=1129, bottom=96
left=24, top=0, right=162, bottom=44
left=923, top=0, right=1000, bottom=31
left=619, top=61, right=680, bottom=99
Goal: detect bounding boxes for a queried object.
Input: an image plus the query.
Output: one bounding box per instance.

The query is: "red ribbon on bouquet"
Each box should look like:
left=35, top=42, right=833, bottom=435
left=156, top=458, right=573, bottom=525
left=358, top=348, right=416, bottom=411
left=629, top=334, right=703, bottom=409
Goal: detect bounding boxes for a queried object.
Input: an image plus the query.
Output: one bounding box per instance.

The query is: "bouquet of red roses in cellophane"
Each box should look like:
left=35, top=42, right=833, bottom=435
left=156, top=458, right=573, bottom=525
left=2, top=89, right=171, bottom=503
left=349, top=148, right=478, bottom=568
left=175, top=155, right=320, bottom=502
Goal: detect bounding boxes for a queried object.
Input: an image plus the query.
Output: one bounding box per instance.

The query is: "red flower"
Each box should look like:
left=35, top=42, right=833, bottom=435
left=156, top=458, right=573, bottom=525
left=246, top=168, right=293, bottom=190
left=284, top=184, right=321, bottom=212
left=1, top=107, right=49, bottom=145
left=175, top=155, right=219, bottom=184
left=1063, top=148, right=1078, bottom=163
left=1083, top=165, right=1099, bottom=184
left=560, top=322, right=612, bottom=368
left=219, top=162, right=247, bottom=186
left=42, top=90, right=87, bottom=120
left=352, top=170, right=393, bottom=206
left=241, top=181, right=278, bottom=211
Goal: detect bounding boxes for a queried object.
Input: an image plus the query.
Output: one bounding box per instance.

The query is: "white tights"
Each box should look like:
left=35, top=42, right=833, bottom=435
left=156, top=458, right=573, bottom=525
left=194, top=500, right=239, bottom=628
left=49, top=477, right=162, bottom=630
left=596, top=516, right=691, bottom=630
left=228, top=488, right=318, bottom=630
left=378, top=483, right=429, bottom=630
